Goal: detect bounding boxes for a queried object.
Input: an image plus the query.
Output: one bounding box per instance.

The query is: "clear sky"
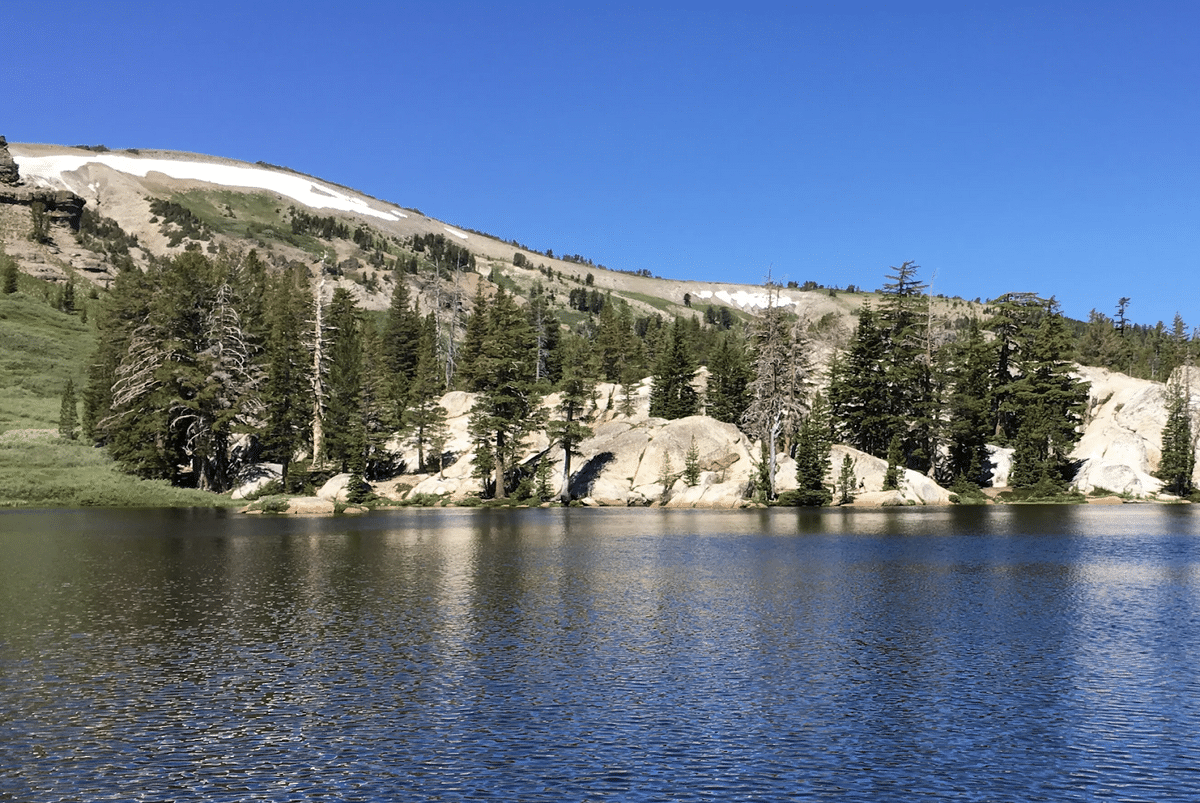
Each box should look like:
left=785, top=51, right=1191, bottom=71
left=6, top=1, right=1198, bottom=326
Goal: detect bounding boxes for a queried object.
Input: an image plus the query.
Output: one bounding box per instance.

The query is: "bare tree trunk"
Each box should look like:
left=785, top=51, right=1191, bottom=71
left=311, top=278, right=326, bottom=469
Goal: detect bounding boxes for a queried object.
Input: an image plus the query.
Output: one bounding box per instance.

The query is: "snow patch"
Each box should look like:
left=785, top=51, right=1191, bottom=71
left=444, top=226, right=468, bottom=240
left=696, top=289, right=796, bottom=310
left=13, top=152, right=408, bottom=222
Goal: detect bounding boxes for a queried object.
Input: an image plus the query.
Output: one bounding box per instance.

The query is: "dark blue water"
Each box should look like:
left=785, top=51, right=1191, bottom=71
left=2, top=506, right=1199, bottom=801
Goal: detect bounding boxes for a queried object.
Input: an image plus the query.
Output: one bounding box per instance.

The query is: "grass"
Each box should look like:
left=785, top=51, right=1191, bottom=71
left=169, top=189, right=328, bottom=255
left=0, top=274, right=234, bottom=508
left=0, top=432, right=237, bottom=508
left=0, top=284, right=94, bottom=433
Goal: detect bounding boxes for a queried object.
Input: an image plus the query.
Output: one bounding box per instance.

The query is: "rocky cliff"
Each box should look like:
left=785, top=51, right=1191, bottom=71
left=0, top=136, right=84, bottom=230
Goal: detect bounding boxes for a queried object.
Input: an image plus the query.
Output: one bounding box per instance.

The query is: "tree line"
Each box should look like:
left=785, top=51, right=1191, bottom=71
left=79, top=251, right=1196, bottom=504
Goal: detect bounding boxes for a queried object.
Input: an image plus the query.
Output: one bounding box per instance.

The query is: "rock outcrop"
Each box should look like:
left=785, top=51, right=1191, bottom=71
left=0, top=136, right=85, bottom=230
left=0, top=136, right=20, bottom=186
left=1068, top=364, right=1200, bottom=497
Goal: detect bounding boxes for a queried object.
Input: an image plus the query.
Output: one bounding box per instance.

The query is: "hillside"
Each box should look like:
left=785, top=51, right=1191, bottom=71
left=1, top=136, right=1195, bottom=508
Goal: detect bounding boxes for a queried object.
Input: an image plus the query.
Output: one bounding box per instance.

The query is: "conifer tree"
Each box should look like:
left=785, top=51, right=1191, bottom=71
left=836, top=454, right=857, bottom=505
left=359, top=321, right=399, bottom=479
left=468, top=287, right=543, bottom=498
left=741, top=297, right=808, bottom=500
left=882, top=434, right=903, bottom=491
left=1, top=252, right=16, bottom=294
left=83, top=260, right=157, bottom=444
left=1006, top=298, right=1089, bottom=490
left=404, top=314, right=450, bottom=473
left=322, top=288, right=364, bottom=473
left=791, top=393, right=832, bottom=506
left=1155, top=370, right=1195, bottom=497
left=58, top=378, right=78, bottom=440
left=381, top=273, right=422, bottom=415
left=456, top=284, right=491, bottom=391
left=944, top=318, right=995, bottom=486
left=828, top=305, right=891, bottom=458
left=546, top=335, right=595, bottom=502
left=261, top=263, right=314, bottom=491
left=649, top=317, right=700, bottom=420
left=705, top=331, right=751, bottom=424
left=683, top=436, right=701, bottom=487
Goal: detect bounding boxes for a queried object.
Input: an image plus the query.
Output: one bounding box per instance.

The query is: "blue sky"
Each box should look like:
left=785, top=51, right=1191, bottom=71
left=7, top=1, right=1198, bottom=326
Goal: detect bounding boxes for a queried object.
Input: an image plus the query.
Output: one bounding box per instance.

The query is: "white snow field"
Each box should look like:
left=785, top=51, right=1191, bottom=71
left=13, top=152, right=407, bottom=222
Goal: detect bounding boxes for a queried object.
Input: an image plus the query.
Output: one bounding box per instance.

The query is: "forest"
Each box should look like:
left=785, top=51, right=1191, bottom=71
left=68, top=245, right=1198, bottom=506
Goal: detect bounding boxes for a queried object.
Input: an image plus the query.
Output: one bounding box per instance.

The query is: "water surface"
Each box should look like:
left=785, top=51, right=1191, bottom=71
left=2, top=506, right=1199, bottom=801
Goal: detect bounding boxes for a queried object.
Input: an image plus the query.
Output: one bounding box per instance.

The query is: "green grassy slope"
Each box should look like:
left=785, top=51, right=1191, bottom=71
left=0, top=280, right=93, bottom=433
left=0, top=272, right=234, bottom=507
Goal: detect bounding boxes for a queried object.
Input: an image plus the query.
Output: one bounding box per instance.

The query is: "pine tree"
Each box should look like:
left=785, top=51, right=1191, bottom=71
left=58, top=378, right=78, bottom=440
left=456, top=284, right=491, bottom=391
left=882, top=434, right=903, bottom=491
left=468, top=287, right=544, bottom=498
left=322, top=288, right=364, bottom=472
left=534, top=455, right=554, bottom=502
left=1006, top=298, right=1089, bottom=490
left=836, top=454, right=857, bottom=505
left=705, top=332, right=751, bottom=424
left=359, top=321, right=399, bottom=479
left=1, top=252, right=16, bottom=294
left=83, top=262, right=155, bottom=444
left=791, top=393, right=832, bottom=506
left=547, top=345, right=594, bottom=502
left=944, top=318, right=995, bottom=486
left=261, top=263, right=314, bottom=491
left=1155, top=370, right=1195, bottom=497
left=829, top=305, right=891, bottom=458
left=683, top=436, right=701, bottom=486
left=741, top=296, right=808, bottom=500
left=649, top=317, right=699, bottom=419
left=404, top=315, right=450, bottom=473
left=381, top=272, right=422, bottom=414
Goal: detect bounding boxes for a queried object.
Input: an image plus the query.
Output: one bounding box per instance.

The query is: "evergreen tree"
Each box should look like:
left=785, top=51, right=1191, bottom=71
left=705, top=331, right=751, bottom=424
left=882, top=434, right=903, bottom=491
left=261, top=263, right=314, bottom=491
left=404, top=314, right=450, bottom=473
left=1155, top=370, right=1195, bottom=497
left=944, top=318, right=995, bottom=485
left=534, top=455, right=554, bottom=502
left=547, top=338, right=594, bottom=502
left=649, top=317, right=699, bottom=420
left=742, top=297, right=808, bottom=500
left=322, top=288, right=364, bottom=472
left=791, top=393, right=832, bottom=506
left=528, top=282, right=561, bottom=385
left=828, top=305, right=891, bottom=458
left=58, top=378, right=78, bottom=440
left=83, top=262, right=155, bottom=444
left=836, top=454, right=857, bottom=505
left=468, top=287, right=544, bottom=498
left=1, top=252, right=16, bottom=294
left=683, top=436, right=701, bottom=486
left=456, top=284, right=491, bottom=391
left=360, top=321, right=399, bottom=479
left=381, top=272, right=423, bottom=415
left=1006, top=298, right=1089, bottom=490
left=878, top=261, right=935, bottom=473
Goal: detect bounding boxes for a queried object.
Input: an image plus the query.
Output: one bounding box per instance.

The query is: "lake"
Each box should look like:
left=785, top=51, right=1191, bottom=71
left=2, top=506, right=1199, bottom=801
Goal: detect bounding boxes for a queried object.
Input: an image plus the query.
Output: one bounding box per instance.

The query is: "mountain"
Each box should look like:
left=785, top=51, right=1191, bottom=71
left=1, top=139, right=871, bottom=334
left=0, top=137, right=1193, bottom=507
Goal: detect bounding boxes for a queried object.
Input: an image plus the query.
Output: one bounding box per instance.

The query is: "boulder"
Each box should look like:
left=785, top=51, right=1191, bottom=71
left=230, top=462, right=282, bottom=500
left=316, top=473, right=371, bottom=502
